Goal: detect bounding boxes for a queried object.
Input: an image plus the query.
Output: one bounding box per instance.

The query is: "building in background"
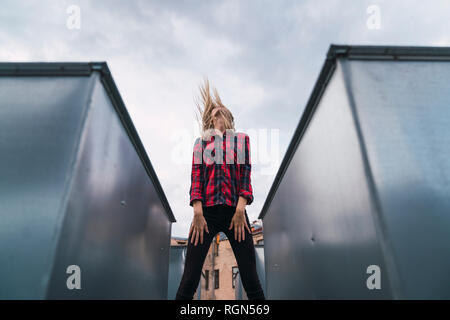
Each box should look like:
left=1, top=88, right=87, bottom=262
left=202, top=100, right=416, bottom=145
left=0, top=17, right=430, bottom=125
left=170, top=219, right=263, bottom=300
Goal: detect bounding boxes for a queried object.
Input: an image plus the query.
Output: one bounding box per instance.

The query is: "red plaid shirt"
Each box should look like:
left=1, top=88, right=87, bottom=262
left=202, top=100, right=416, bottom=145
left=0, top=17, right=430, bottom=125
left=189, top=130, right=253, bottom=207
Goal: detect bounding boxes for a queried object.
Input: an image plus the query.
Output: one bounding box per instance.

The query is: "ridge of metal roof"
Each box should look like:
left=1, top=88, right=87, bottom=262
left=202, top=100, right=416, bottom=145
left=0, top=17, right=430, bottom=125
left=0, top=61, right=176, bottom=222
left=327, top=44, right=450, bottom=61
left=0, top=62, right=93, bottom=75
left=258, top=43, right=450, bottom=220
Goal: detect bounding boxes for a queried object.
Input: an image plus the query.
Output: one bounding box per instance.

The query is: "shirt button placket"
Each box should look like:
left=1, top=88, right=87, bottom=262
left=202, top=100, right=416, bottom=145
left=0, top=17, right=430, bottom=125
left=220, top=136, right=224, bottom=197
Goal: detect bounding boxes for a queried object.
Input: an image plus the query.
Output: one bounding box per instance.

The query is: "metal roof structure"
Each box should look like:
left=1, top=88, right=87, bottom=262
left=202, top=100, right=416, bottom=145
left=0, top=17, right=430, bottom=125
left=259, top=44, right=450, bottom=220
left=0, top=61, right=175, bottom=223
left=259, top=44, right=450, bottom=299
left=0, top=61, right=175, bottom=299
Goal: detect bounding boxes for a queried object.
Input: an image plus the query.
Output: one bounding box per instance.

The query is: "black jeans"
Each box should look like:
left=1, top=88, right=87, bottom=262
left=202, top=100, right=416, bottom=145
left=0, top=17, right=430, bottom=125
left=175, top=204, right=265, bottom=300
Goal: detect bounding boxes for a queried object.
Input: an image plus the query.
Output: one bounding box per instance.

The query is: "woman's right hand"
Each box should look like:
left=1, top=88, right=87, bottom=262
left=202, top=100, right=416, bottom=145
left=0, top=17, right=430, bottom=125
left=189, top=210, right=210, bottom=246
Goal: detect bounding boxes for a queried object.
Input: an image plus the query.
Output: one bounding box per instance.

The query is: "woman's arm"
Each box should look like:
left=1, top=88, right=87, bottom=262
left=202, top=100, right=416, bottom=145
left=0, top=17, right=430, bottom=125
left=189, top=137, right=204, bottom=208
left=238, top=134, right=254, bottom=206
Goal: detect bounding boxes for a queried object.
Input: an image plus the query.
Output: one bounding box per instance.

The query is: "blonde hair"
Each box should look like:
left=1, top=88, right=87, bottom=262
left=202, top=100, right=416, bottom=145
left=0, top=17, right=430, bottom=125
left=194, top=77, right=235, bottom=141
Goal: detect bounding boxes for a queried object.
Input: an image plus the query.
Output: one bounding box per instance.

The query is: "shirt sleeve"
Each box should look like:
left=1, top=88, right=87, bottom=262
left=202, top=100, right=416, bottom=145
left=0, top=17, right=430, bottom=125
left=239, top=134, right=254, bottom=205
left=189, top=137, right=204, bottom=207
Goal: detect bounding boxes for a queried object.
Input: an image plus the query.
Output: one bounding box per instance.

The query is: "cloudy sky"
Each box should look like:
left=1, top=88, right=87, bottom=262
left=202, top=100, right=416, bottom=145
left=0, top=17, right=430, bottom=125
left=2, top=0, right=449, bottom=237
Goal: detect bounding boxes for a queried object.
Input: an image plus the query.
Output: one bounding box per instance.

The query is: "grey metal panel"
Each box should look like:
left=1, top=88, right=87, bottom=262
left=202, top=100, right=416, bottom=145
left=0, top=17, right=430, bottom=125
left=0, top=62, right=174, bottom=299
left=0, top=61, right=176, bottom=224
left=168, top=246, right=202, bottom=300
left=235, top=245, right=265, bottom=300
left=235, top=272, right=246, bottom=300
left=0, top=75, right=97, bottom=299
left=96, top=63, right=175, bottom=224
left=260, top=44, right=450, bottom=221
left=341, top=59, right=450, bottom=299
left=168, top=247, right=186, bottom=300
left=255, top=246, right=266, bottom=298
left=260, top=44, right=450, bottom=300
left=262, top=61, right=393, bottom=299
left=46, top=73, right=171, bottom=299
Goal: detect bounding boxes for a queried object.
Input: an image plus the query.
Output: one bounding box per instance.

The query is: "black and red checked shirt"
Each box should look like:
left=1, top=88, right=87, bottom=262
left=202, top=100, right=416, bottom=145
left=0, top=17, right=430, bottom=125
left=189, top=130, right=254, bottom=207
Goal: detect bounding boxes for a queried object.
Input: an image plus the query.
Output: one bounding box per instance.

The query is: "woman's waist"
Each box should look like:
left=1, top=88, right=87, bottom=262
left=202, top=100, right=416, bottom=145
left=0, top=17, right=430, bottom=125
left=202, top=203, right=236, bottom=214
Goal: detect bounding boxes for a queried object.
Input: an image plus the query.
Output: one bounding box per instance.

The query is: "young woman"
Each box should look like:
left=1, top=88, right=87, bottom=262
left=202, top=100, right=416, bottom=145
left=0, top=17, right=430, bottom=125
left=175, top=79, right=265, bottom=300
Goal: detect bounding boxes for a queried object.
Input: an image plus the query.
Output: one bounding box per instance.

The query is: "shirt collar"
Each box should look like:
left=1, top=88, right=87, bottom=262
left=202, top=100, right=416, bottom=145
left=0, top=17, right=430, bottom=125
left=208, top=128, right=226, bottom=139
left=215, top=128, right=226, bottom=138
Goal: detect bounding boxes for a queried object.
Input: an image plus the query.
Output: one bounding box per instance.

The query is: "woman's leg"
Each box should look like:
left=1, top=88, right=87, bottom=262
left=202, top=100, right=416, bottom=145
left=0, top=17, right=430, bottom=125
left=175, top=206, right=219, bottom=300
left=221, top=207, right=266, bottom=300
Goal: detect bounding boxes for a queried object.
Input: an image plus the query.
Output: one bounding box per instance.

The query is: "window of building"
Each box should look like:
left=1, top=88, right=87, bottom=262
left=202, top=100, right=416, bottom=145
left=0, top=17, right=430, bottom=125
left=232, top=267, right=239, bottom=289
left=214, top=269, right=219, bottom=289
left=205, top=270, right=209, bottom=290
left=215, top=242, right=219, bottom=256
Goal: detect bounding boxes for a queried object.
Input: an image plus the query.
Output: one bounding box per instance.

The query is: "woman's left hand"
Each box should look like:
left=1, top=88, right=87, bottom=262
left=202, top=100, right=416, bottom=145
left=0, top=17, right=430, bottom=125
left=229, top=207, right=251, bottom=242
